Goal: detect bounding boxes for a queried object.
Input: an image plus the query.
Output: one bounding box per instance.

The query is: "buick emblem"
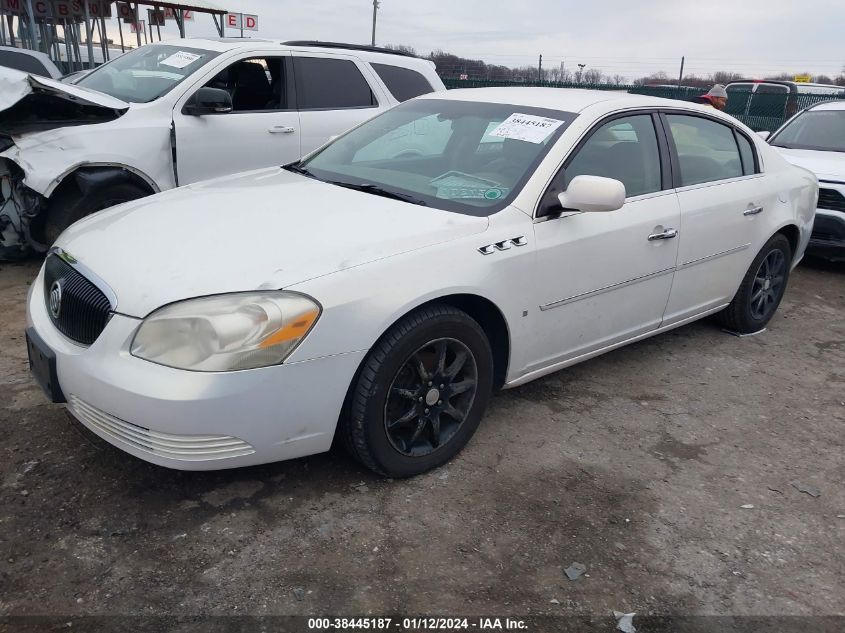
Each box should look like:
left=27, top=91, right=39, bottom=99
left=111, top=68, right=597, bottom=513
left=49, top=280, right=63, bottom=319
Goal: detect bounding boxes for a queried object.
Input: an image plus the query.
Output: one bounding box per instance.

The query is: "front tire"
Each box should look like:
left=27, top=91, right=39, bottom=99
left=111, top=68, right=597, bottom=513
left=717, top=233, right=792, bottom=333
left=342, top=304, right=494, bottom=477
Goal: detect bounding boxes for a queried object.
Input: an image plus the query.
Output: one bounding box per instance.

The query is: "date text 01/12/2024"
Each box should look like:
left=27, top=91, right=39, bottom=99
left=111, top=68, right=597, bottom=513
left=307, top=617, right=528, bottom=630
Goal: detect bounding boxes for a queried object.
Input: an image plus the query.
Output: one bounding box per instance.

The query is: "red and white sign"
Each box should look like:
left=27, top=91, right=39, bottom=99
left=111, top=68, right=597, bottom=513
left=129, top=20, right=145, bottom=33
left=226, top=12, right=258, bottom=31
left=4, top=1, right=113, bottom=18
left=147, top=8, right=165, bottom=26
left=164, top=7, right=194, bottom=21
left=116, top=2, right=135, bottom=22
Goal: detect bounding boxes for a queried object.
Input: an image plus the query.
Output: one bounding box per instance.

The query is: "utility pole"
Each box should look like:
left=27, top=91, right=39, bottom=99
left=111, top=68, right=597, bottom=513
left=577, top=63, right=586, bottom=84
left=677, top=56, right=685, bottom=89
left=538, top=54, right=542, bottom=83
left=371, top=0, right=380, bottom=46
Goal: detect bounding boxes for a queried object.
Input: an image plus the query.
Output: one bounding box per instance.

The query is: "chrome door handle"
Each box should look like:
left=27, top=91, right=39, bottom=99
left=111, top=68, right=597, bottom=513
left=744, top=206, right=764, bottom=216
left=268, top=126, right=295, bottom=134
left=648, top=228, right=678, bottom=241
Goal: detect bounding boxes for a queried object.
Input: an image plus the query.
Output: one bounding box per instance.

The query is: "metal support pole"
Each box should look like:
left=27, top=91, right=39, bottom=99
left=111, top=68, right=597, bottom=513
left=83, top=1, right=94, bottom=69
left=677, top=56, right=685, bottom=89
left=7, top=15, right=16, bottom=47
left=62, top=20, right=73, bottom=72
left=100, top=16, right=109, bottom=61
left=117, top=12, right=125, bottom=52
left=24, top=0, right=39, bottom=50
left=538, top=54, right=542, bottom=83
left=134, top=3, right=141, bottom=47
left=175, top=9, right=185, bottom=38
left=154, top=5, right=161, bottom=41
left=371, top=0, right=379, bottom=46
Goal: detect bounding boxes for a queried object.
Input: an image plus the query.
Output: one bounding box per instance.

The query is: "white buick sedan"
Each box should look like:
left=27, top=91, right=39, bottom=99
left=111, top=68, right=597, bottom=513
left=26, top=88, right=817, bottom=477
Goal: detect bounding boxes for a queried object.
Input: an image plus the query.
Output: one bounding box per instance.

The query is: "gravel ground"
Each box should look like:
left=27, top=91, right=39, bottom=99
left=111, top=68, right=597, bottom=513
left=0, top=257, right=842, bottom=628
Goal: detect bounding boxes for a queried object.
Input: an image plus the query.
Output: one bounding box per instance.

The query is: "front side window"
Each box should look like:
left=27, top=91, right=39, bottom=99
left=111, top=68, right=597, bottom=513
left=295, top=100, right=577, bottom=215
left=76, top=44, right=220, bottom=103
left=202, top=56, right=285, bottom=112
left=666, top=115, right=744, bottom=186
left=371, top=63, right=434, bottom=102
left=770, top=109, right=845, bottom=152
left=565, top=115, right=663, bottom=197
left=293, top=57, right=377, bottom=110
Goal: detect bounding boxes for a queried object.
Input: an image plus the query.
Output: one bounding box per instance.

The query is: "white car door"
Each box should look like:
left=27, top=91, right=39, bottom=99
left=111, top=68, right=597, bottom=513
left=291, top=54, right=391, bottom=155
left=660, top=113, right=777, bottom=325
left=526, top=113, right=681, bottom=373
left=172, top=54, right=301, bottom=185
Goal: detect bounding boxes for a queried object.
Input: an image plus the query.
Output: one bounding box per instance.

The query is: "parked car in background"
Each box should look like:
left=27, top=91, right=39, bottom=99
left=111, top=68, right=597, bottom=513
left=0, top=45, right=62, bottom=79
left=766, top=100, right=845, bottom=261
left=0, top=39, right=445, bottom=260
left=725, top=80, right=845, bottom=131
left=26, top=89, right=816, bottom=476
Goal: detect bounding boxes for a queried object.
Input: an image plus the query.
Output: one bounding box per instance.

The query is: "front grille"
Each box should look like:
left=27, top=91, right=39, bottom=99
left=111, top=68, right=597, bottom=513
left=68, top=395, right=256, bottom=461
left=43, top=253, right=112, bottom=345
left=818, top=187, right=845, bottom=212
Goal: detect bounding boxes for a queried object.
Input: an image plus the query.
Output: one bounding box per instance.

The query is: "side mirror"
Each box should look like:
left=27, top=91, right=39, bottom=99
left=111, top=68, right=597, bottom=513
left=557, top=175, right=626, bottom=213
left=756, top=130, right=771, bottom=140
left=184, top=87, right=233, bottom=115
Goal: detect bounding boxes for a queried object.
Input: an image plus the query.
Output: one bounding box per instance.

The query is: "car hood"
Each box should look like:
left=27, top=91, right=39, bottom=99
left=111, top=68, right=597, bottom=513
left=0, top=66, right=128, bottom=135
left=56, top=168, right=490, bottom=317
left=772, top=146, right=845, bottom=182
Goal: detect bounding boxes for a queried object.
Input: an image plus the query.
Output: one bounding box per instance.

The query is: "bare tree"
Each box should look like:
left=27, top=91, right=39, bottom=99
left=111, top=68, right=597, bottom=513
left=582, top=68, right=604, bottom=84
left=815, top=74, right=833, bottom=84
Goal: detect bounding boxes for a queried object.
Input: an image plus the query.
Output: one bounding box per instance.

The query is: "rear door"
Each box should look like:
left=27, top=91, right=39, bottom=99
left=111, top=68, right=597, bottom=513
left=292, top=54, right=387, bottom=155
left=661, top=112, right=775, bottom=325
left=172, top=53, right=300, bottom=185
left=527, top=112, right=681, bottom=372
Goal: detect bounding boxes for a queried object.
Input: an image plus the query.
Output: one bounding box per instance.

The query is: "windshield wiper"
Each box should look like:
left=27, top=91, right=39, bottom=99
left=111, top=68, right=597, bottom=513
left=283, top=162, right=315, bottom=178
left=327, top=181, right=428, bottom=206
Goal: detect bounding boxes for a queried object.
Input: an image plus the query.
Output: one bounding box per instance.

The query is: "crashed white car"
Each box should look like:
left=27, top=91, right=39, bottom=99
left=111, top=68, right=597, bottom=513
left=765, top=100, right=845, bottom=261
left=26, top=89, right=816, bottom=477
left=0, top=39, right=444, bottom=259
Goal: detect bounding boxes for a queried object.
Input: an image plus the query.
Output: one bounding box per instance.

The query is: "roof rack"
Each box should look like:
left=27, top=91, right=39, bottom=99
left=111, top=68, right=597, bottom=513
left=282, top=41, right=418, bottom=58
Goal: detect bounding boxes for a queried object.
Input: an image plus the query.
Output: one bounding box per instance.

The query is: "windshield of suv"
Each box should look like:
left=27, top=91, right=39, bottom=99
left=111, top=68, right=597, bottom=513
left=295, top=99, right=577, bottom=215
left=770, top=109, right=845, bottom=152
left=76, top=45, right=220, bottom=103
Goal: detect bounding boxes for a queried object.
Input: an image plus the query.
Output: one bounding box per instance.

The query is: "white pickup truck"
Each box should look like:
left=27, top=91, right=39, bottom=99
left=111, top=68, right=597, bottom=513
left=0, top=39, right=445, bottom=259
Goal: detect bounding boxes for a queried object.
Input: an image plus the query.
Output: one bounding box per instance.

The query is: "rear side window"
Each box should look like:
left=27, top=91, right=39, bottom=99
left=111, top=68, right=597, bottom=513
left=735, top=133, right=758, bottom=175
left=293, top=57, right=377, bottom=110
left=371, top=63, right=434, bottom=102
left=666, top=115, right=744, bottom=186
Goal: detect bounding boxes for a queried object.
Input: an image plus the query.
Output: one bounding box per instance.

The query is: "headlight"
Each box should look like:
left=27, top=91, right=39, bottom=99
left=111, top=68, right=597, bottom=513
left=130, top=292, right=321, bottom=371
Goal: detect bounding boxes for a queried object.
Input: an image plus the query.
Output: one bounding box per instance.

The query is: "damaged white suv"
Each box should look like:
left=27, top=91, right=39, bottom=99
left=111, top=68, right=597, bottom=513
left=0, top=39, right=444, bottom=260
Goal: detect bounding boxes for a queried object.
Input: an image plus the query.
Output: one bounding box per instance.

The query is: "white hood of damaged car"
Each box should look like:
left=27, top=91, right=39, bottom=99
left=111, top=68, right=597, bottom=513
left=0, top=66, right=129, bottom=112
left=773, top=146, right=845, bottom=182
left=56, top=168, right=489, bottom=317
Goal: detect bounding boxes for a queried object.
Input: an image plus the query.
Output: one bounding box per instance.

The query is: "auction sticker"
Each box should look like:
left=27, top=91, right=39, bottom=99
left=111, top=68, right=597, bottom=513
left=489, top=113, right=564, bottom=143
left=160, top=51, right=202, bottom=69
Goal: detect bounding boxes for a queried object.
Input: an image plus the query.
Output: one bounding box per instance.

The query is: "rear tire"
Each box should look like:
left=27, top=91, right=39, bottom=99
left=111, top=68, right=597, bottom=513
left=44, top=182, right=150, bottom=245
left=717, top=233, right=792, bottom=333
left=341, top=304, right=494, bottom=477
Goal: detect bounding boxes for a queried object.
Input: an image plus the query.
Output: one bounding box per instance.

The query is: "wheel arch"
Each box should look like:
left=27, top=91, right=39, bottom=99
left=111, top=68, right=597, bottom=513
left=775, top=223, right=800, bottom=260
left=45, top=163, right=160, bottom=200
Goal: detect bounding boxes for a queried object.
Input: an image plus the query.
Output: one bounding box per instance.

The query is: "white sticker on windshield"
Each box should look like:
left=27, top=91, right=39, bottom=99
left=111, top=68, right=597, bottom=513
left=160, top=51, right=202, bottom=69
left=488, top=113, right=565, bottom=144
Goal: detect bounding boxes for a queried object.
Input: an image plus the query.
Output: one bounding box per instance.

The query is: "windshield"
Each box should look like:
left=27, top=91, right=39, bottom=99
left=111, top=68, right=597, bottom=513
left=770, top=109, right=845, bottom=152
left=297, top=99, right=577, bottom=215
left=76, top=45, right=220, bottom=103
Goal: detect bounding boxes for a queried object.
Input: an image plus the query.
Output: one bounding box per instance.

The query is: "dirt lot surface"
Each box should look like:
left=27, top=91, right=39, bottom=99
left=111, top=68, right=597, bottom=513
left=0, top=258, right=843, bottom=628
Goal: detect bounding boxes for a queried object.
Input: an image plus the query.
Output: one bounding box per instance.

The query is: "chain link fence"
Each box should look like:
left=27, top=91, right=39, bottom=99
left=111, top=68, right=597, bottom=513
left=441, top=78, right=845, bottom=132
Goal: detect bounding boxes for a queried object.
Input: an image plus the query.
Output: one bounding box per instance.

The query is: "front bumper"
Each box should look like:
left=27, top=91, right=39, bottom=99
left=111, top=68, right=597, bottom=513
left=26, top=267, right=365, bottom=470
left=808, top=209, right=845, bottom=262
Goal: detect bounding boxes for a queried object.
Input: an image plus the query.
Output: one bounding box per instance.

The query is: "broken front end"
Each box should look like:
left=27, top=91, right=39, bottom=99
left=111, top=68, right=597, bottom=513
left=0, top=152, right=48, bottom=261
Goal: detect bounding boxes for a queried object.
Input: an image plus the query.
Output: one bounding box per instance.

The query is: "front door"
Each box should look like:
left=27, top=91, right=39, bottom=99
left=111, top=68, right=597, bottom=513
left=173, top=54, right=301, bottom=185
left=527, top=113, right=681, bottom=373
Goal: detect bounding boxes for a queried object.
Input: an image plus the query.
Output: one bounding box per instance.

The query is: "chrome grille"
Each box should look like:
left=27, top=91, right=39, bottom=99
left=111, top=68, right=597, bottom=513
left=68, top=395, right=256, bottom=461
left=43, top=253, right=112, bottom=345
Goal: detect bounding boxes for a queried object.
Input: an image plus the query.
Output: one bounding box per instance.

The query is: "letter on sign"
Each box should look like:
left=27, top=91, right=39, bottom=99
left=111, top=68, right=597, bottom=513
left=226, top=12, right=241, bottom=28
left=243, top=14, right=258, bottom=30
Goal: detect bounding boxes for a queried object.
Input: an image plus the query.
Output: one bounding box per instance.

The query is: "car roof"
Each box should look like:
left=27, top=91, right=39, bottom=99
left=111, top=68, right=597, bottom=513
left=807, top=100, right=845, bottom=111
left=419, top=87, right=718, bottom=114
left=162, top=38, right=429, bottom=63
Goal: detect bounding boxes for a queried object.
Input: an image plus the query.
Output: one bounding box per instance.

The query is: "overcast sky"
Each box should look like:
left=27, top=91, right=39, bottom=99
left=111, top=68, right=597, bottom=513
left=103, top=0, right=844, bottom=80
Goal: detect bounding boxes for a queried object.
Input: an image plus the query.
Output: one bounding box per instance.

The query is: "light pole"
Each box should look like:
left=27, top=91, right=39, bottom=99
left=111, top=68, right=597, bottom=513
left=371, top=0, right=380, bottom=46
left=577, top=63, right=586, bottom=84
